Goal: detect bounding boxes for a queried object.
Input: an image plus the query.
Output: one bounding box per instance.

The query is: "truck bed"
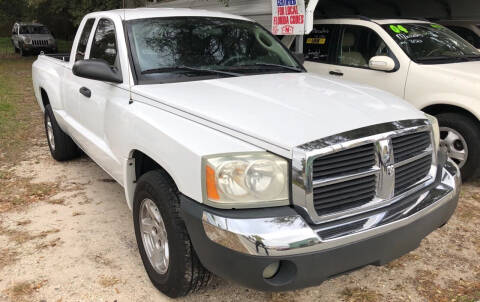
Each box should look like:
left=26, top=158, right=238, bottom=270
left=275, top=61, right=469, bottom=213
left=45, top=53, right=70, bottom=62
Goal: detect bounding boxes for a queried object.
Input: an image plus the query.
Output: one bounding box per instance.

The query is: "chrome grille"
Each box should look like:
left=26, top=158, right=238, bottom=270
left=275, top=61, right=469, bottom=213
left=392, top=132, right=431, bottom=162
left=33, top=40, right=48, bottom=46
left=312, top=144, right=375, bottom=180
left=292, top=120, right=436, bottom=224
left=395, top=155, right=432, bottom=194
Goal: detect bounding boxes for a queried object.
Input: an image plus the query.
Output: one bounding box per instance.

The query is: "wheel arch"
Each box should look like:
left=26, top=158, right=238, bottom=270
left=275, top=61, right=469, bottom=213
left=422, top=103, right=480, bottom=127
left=39, top=87, right=50, bottom=112
left=124, top=149, right=179, bottom=210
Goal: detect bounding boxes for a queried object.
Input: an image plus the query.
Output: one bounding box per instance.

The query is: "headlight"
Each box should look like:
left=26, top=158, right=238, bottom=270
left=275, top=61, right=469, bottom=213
left=425, top=113, right=440, bottom=150
left=24, top=37, right=32, bottom=44
left=203, top=152, right=289, bottom=208
left=48, top=38, right=55, bottom=45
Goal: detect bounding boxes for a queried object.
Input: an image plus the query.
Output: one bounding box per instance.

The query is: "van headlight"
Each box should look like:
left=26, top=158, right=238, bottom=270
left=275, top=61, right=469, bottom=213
left=425, top=114, right=440, bottom=150
left=203, top=152, right=289, bottom=208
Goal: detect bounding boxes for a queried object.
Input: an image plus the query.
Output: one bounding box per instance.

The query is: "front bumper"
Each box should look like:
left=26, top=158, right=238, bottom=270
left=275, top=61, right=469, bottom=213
left=180, top=156, right=460, bottom=291
left=23, top=44, right=57, bottom=53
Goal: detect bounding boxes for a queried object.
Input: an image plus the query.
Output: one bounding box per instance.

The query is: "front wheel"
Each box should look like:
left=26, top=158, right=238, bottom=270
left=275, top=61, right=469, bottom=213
left=436, top=112, right=480, bottom=180
left=133, top=170, right=211, bottom=298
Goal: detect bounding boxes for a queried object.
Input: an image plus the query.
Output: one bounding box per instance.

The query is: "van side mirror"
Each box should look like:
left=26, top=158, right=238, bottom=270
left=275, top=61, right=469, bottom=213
left=73, top=59, right=123, bottom=83
left=294, top=52, right=305, bottom=64
left=369, top=56, right=396, bottom=72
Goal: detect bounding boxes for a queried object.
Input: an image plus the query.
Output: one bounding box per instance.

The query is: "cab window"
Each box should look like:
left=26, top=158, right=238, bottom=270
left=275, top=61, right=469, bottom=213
left=89, top=18, right=119, bottom=67
left=75, top=18, right=95, bottom=62
left=337, top=25, right=392, bottom=68
left=303, top=25, right=335, bottom=63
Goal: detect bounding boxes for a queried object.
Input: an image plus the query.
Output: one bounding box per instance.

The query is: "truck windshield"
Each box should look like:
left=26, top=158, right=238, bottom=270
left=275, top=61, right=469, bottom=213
left=127, top=17, right=303, bottom=84
left=20, top=25, right=50, bottom=35
left=382, top=23, right=480, bottom=63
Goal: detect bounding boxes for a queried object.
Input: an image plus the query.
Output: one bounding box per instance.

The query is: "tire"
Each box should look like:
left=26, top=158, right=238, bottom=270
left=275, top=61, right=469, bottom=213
left=44, top=104, right=81, bottom=161
left=436, top=112, right=480, bottom=180
left=133, top=170, right=211, bottom=298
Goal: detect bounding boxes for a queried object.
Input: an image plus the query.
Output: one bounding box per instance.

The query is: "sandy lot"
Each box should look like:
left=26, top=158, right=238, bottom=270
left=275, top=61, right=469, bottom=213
left=0, top=57, right=479, bottom=302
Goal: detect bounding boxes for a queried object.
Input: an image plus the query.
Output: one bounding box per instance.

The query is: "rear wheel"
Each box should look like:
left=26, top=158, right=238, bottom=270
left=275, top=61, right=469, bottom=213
left=436, top=112, right=480, bottom=180
left=44, top=104, right=81, bottom=161
left=133, top=170, right=211, bottom=298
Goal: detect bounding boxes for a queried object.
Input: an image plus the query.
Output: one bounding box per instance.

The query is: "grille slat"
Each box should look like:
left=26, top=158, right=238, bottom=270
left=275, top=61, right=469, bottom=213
left=395, top=156, right=432, bottom=194
left=313, top=175, right=376, bottom=216
left=312, top=144, right=375, bottom=180
left=392, top=132, right=431, bottom=162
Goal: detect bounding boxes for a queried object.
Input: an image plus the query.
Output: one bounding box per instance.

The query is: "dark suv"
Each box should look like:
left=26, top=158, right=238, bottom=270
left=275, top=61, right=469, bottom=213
left=11, top=22, right=57, bottom=56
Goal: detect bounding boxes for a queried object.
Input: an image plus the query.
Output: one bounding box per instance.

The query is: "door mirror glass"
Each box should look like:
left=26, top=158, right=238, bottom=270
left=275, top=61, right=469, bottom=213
left=369, top=56, right=396, bottom=72
left=73, top=59, right=123, bottom=83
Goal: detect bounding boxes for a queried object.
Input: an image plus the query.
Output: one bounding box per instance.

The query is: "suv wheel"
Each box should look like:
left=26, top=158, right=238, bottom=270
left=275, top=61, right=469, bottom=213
left=436, top=112, right=480, bottom=180
left=19, top=46, right=28, bottom=57
left=133, top=170, right=211, bottom=298
left=44, top=104, right=81, bottom=161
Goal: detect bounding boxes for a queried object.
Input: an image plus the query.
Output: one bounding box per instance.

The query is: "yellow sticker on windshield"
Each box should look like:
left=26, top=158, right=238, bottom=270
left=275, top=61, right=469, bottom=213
left=306, top=37, right=326, bottom=44
left=430, top=24, right=443, bottom=29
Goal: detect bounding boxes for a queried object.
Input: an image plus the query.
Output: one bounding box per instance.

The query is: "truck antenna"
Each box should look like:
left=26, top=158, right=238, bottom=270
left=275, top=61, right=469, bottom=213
left=123, top=0, right=134, bottom=104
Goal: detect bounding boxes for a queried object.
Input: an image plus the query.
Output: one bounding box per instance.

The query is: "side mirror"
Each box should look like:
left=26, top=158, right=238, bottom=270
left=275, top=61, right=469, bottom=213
left=294, top=52, right=305, bottom=64
left=73, top=59, right=122, bottom=83
left=369, top=56, right=396, bottom=72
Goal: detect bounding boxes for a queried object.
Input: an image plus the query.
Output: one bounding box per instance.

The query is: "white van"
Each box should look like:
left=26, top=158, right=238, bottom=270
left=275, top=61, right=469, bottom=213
left=303, top=18, right=480, bottom=179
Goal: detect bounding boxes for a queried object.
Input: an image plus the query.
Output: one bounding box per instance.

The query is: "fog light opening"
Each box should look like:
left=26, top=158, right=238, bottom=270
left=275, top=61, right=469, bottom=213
left=262, top=261, right=280, bottom=279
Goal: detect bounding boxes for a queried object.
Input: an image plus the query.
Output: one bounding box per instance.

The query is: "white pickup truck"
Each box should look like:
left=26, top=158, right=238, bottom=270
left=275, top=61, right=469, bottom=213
left=303, top=18, right=480, bottom=180
left=32, top=8, right=460, bottom=298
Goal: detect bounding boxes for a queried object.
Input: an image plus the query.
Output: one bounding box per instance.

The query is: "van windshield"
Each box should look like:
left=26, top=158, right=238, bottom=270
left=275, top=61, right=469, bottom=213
left=382, top=23, right=480, bottom=63
left=20, top=25, right=50, bottom=35
left=127, top=17, right=303, bottom=84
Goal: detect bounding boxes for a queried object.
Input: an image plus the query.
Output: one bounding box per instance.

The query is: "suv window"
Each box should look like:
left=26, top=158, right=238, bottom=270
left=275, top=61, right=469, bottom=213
left=446, top=26, right=480, bottom=48
left=89, top=18, right=118, bottom=67
left=304, top=25, right=335, bottom=63
left=76, top=18, right=95, bottom=62
left=337, top=25, right=391, bottom=68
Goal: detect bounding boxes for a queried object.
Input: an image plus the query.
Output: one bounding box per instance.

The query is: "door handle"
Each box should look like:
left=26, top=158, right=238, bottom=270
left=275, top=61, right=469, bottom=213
left=79, top=87, right=91, bottom=98
left=329, top=70, right=344, bottom=76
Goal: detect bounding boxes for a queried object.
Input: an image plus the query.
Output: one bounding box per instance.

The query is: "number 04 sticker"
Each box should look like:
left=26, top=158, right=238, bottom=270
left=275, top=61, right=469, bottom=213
left=390, top=25, right=409, bottom=34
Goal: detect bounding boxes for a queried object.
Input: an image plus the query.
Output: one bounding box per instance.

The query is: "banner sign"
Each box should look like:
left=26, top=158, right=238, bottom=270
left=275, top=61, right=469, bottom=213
left=272, top=0, right=305, bottom=35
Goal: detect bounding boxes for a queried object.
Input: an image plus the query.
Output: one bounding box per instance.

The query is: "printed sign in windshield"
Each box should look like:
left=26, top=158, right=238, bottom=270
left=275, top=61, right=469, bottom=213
left=272, top=0, right=305, bottom=35
left=383, top=23, right=480, bottom=63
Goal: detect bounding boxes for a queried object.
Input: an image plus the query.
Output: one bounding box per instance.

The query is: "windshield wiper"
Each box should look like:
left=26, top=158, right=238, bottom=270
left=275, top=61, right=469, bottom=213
left=141, top=65, right=241, bottom=77
left=415, top=56, right=471, bottom=62
left=253, top=63, right=303, bottom=72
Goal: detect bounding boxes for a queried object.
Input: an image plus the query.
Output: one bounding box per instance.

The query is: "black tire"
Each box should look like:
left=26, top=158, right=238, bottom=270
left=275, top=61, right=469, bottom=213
left=44, top=104, right=81, bottom=161
left=436, top=112, right=480, bottom=180
left=133, top=170, right=211, bottom=298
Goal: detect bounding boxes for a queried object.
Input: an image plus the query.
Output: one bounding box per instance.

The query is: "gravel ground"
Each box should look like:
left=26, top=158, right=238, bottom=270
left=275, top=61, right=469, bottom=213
left=0, top=57, right=479, bottom=302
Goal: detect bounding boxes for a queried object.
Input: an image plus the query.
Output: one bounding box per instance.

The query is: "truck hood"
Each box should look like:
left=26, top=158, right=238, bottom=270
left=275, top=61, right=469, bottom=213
left=133, top=73, right=424, bottom=152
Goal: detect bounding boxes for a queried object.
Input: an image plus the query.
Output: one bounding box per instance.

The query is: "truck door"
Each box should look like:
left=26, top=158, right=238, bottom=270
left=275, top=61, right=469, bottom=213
left=67, top=18, right=128, bottom=181
left=323, top=24, right=409, bottom=98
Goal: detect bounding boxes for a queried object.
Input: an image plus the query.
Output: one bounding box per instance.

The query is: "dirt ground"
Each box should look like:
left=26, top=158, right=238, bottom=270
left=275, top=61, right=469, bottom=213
left=0, top=57, right=479, bottom=302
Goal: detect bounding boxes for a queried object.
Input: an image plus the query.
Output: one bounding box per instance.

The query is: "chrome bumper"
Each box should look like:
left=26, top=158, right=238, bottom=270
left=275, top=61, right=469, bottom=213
left=202, top=158, right=460, bottom=257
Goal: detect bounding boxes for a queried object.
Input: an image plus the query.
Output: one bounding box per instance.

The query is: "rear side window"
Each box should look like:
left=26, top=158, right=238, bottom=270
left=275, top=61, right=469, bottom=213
left=90, top=18, right=118, bottom=67
left=76, top=18, right=95, bottom=62
left=303, top=25, right=335, bottom=63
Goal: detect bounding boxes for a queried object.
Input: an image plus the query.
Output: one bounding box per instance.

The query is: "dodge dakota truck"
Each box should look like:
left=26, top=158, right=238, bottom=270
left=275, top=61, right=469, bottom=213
left=32, top=8, right=460, bottom=298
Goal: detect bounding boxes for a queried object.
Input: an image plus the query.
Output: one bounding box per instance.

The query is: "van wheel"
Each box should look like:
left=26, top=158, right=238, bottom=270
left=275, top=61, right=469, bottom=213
left=44, top=105, right=80, bottom=161
left=133, top=170, right=211, bottom=298
left=436, top=112, right=480, bottom=180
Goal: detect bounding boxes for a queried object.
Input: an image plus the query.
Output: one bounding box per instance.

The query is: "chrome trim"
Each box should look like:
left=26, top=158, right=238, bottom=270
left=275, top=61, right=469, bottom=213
left=393, top=149, right=432, bottom=168
left=292, top=119, right=437, bottom=224
left=201, top=157, right=460, bottom=256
